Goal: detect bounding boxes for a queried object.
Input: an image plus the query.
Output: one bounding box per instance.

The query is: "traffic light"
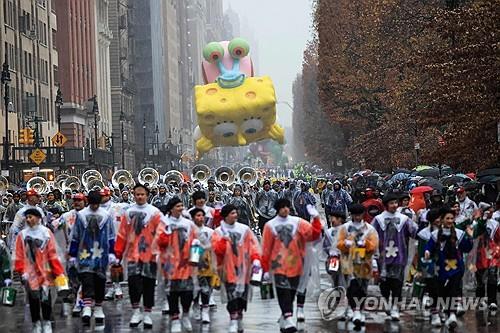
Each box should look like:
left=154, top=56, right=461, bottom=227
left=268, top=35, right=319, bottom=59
left=18, top=128, right=35, bottom=145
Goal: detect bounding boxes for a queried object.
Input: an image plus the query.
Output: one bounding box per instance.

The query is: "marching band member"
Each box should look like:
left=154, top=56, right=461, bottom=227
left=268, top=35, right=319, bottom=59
left=323, top=210, right=346, bottom=287
left=51, top=193, right=86, bottom=316
left=9, top=189, right=45, bottom=249
left=424, top=208, right=473, bottom=329
left=152, top=184, right=174, bottom=208
left=456, top=187, right=478, bottom=221
left=212, top=204, right=261, bottom=333
left=261, top=199, right=322, bottom=333
left=255, top=180, right=278, bottom=233
left=472, top=203, right=499, bottom=315
left=0, top=237, right=11, bottom=288
left=14, top=208, right=66, bottom=333
left=188, top=191, right=215, bottom=228
left=156, top=197, right=198, bottom=333
left=414, top=208, right=442, bottom=326
left=372, top=192, right=418, bottom=321
left=179, top=183, right=192, bottom=209
left=337, top=204, right=379, bottom=327
left=228, top=184, right=252, bottom=226
left=115, top=184, right=162, bottom=329
left=292, top=182, right=316, bottom=221
left=190, top=207, right=217, bottom=323
left=68, top=191, right=115, bottom=325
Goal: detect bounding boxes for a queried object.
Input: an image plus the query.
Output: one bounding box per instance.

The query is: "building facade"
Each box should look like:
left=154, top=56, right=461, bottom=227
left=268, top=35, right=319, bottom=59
left=0, top=0, right=59, bottom=169
left=108, top=0, right=135, bottom=171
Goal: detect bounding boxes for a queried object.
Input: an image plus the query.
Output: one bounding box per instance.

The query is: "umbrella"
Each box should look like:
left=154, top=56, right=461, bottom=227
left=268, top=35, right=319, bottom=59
left=416, top=168, right=440, bottom=178
left=414, top=165, right=434, bottom=172
left=441, top=175, right=471, bottom=186
left=418, top=178, right=444, bottom=191
left=477, top=168, right=500, bottom=178
left=410, top=186, right=434, bottom=194
left=478, top=175, right=500, bottom=184
left=393, top=168, right=411, bottom=174
left=463, top=181, right=480, bottom=191
left=389, top=172, right=411, bottom=184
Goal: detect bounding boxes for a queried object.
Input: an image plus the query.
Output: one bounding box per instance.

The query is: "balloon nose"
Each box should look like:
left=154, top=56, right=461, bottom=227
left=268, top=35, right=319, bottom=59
left=237, top=133, right=247, bottom=146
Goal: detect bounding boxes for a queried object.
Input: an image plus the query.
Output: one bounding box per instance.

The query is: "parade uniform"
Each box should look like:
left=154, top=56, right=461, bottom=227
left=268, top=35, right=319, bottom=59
left=115, top=202, right=162, bottom=327
left=255, top=188, right=278, bottom=231
left=228, top=195, right=252, bottom=226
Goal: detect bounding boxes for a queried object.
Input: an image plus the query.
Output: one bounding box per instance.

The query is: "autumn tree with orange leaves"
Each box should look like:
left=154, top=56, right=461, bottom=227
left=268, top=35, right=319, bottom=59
left=294, top=0, right=500, bottom=172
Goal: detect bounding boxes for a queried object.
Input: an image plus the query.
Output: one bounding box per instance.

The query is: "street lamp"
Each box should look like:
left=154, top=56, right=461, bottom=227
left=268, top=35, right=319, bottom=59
left=1, top=57, right=11, bottom=175
left=119, top=111, right=125, bottom=169
left=55, top=86, right=63, bottom=132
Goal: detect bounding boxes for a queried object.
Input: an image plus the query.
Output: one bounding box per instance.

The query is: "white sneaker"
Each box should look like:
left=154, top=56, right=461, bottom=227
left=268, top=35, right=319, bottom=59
left=193, top=305, right=201, bottom=321
left=283, top=316, right=297, bottom=332
left=423, top=309, right=431, bottom=319
left=162, top=300, right=170, bottom=315
left=431, top=313, right=442, bottom=327
left=390, top=307, right=400, bottom=321
left=182, top=314, right=193, bottom=332
left=352, top=310, right=362, bottom=326
left=94, top=306, right=105, bottom=324
left=345, top=307, right=353, bottom=321
left=72, top=303, right=81, bottom=317
left=489, top=303, right=497, bottom=315
left=296, top=306, right=305, bottom=322
left=445, top=313, right=457, bottom=329
left=32, top=321, right=42, bottom=333
left=104, top=288, right=115, bottom=300
left=171, top=319, right=182, bottom=333
left=143, top=313, right=153, bottom=329
left=228, top=319, right=238, bottom=333
left=61, top=303, right=70, bottom=317
left=81, top=306, right=92, bottom=324
left=115, top=285, right=123, bottom=299
left=201, top=307, right=210, bottom=324
left=42, top=320, right=52, bottom=333
left=129, top=308, right=143, bottom=327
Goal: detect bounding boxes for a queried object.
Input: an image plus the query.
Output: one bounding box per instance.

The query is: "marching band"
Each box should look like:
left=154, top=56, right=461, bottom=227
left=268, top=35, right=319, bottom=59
left=0, top=165, right=498, bottom=333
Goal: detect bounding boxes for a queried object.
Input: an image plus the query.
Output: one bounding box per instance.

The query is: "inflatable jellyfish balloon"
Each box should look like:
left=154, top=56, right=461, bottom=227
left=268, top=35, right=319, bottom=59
left=193, top=37, right=285, bottom=155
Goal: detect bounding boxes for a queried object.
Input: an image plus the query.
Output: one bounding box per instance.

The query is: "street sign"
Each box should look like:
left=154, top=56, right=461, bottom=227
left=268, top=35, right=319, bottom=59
left=51, top=131, right=68, bottom=147
left=29, top=148, right=46, bottom=165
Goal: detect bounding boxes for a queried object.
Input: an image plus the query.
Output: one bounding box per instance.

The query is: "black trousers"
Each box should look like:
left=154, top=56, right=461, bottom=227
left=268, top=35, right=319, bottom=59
left=168, top=291, right=193, bottom=317
left=227, top=297, right=247, bottom=317
left=379, top=277, right=403, bottom=308
left=28, top=290, right=52, bottom=323
left=423, top=277, right=439, bottom=311
left=258, top=216, right=270, bottom=234
left=275, top=275, right=300, bottom=316
left=476, top=268, right=498, bottom=306
left=437, top=274, right=462, bottom=314
left=347, top=279, right=368, bottom=310
left=128, top=275, right=156, bottom=309
left=79, top=272, right=105, bottom=304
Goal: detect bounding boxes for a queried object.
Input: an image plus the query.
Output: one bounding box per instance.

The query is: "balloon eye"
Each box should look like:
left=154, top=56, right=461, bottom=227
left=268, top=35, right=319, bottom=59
left=214, top=122, right=238, bottom=138
left=203, top=42, right=225, bottom=63
left=228, top=38, right=250, bottom=59
left=245, top=128, right=257, bottom=134
left=223, top=132, right=235, bottom=138
left=241, top=119, right=263, bottom=135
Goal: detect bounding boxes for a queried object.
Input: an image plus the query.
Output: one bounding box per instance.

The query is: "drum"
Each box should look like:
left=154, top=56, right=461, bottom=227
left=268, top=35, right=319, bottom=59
left=250, top=265, right=263, bottom=286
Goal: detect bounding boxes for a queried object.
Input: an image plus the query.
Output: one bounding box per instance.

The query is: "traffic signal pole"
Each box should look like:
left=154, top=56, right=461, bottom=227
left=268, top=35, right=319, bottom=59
left=1, top=58, right=11, bottom=175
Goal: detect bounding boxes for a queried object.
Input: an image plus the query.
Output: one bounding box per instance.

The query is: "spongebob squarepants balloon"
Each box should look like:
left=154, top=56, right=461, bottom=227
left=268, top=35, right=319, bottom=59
left=193, top=38, right=285, bottom=155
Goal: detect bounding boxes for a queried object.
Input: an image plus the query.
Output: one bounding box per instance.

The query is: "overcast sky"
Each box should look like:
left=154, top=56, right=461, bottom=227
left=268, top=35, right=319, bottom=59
left=223, top=0, right=314, bottom=128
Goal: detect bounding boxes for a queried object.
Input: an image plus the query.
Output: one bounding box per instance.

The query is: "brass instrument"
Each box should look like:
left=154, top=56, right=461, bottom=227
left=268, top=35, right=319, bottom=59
left=81, top=170, right=103, bottom=190
left=138, top=168, right=160, bottom=187
left=27, top=177, right=49, bottom=194
left=164, top=170, right=184, bottom=186
left=215, top=166, right=235, bottom=186
left=112, top=169, right=135, bottom=189
left=0, top=176, right=8, bottom=194
left=86, top=179, right=106, bottom=191
left=55, top=174, right=69, bottom=191
left=237, top=167, right=258, bottom=186
left=191, top=164, right=211, bottom=184
left=62, top=176, right=81, bottom=192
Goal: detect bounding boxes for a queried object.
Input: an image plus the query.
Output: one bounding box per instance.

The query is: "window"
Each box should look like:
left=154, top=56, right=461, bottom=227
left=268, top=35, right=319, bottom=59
left=4, top=0, right=14, bottom=27
left=53, top=65, right=58, bottom=84
left=28, top=53, right=32, bottom=77
left=37, top=0, right=46, bottom=8
left=52, top=29, right=57, bottom=49
left=37, top=21, right=47, bottom=45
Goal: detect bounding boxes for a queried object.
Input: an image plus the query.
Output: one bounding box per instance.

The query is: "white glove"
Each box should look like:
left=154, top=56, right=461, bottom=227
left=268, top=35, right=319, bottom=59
left=108, top=254, right=117, bottom=264
left=306, top=204, right=319, bottom=218
left=252, top=259, right=261, bottom=267
left=21, top=273, right=29, bottom=282
left=262, top=272, right=271, bottom=282
left=3, top=278, right=12, bottom=286
left=345, top=239, right=353, bottom=248
left=191, top=239, right=201, bottom=247
left=357, top=239, right=365, bottom=247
